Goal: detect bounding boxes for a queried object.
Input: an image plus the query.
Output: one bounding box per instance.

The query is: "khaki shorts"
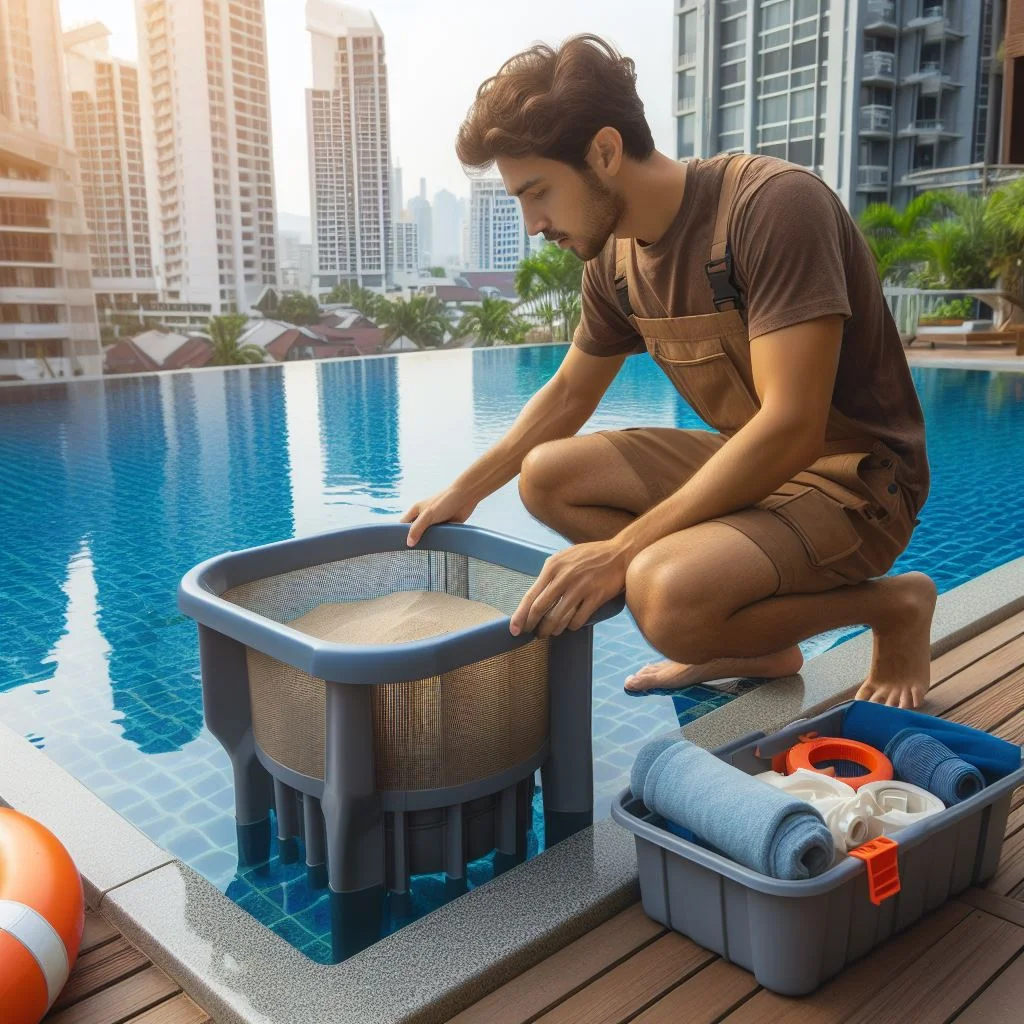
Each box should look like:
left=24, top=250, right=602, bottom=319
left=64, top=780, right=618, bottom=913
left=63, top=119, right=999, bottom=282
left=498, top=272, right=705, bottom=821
left=599, top=428, right=917, bottom=596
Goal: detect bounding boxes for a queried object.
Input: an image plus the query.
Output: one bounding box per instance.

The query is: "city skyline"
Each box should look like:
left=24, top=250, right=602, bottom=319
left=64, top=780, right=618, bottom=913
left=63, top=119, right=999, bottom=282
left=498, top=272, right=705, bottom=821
left=57, top=0, right=675, bottom=216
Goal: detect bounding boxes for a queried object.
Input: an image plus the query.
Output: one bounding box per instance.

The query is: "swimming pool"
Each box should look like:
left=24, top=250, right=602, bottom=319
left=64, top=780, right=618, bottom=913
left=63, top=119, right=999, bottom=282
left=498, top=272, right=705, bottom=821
left=1, top=347, right=1022, bottom=961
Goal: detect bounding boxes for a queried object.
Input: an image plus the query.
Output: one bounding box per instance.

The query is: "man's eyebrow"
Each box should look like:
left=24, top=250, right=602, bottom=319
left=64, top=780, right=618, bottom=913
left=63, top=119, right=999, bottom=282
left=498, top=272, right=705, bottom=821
left=511, top=177, right=544, bottom=198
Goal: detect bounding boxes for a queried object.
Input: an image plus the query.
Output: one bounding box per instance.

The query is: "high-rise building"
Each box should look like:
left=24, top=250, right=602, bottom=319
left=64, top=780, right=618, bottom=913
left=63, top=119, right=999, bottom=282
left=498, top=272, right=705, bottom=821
left=63, top=22, right=159, bottom=334
left=432, top=188, right=462, bottom=268
left=391, top=160, right=403, bottom=215
left=278, top=229, right=301, bottom=270
left=306, top=0, right=392, bottom=292
left=1, top=0, right=102, bottom=380
left=468, top=176, right=533, bottom=270
left=458, top=195, right=469, bottom=266
left=406, top=193, right=431, bottom=268
left=135, top=0, right=279, bottom=315
left=393, top=210, right=419, bottom=274
left=674, top=0, right=1019, bottom=214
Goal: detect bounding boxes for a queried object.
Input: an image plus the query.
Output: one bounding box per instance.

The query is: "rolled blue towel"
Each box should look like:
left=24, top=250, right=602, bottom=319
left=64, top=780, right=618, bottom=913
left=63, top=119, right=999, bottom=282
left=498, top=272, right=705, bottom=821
left=631, top=737, right=834, bottom=880
left=885, top=729, right=984, bottom=805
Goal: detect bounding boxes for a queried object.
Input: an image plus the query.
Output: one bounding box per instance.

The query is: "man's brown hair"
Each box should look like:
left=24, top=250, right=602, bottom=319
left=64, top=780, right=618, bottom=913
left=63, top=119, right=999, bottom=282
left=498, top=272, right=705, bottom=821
left=456, top=34, right=655, bottom=171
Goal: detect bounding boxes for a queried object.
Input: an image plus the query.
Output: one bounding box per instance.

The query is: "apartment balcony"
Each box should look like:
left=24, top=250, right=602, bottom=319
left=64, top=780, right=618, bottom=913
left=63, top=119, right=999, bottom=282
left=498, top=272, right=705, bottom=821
left=0, top=356, right=76, bottom=381
left=903, top=61, right=961, bottom=94
left=677, top=97, right=697, bottom=114
left=860, top=104, right=894, bottom=136
left=906, top=4, right=945, bottom=28
left=857, top=165, right=891, bottom=190
left=0, top=178, right=55, bottom=200
left=0, top=287, right=67, bottom=304
left=899, top=118, right=961, bottom=142
left=864, top=0, right=898, bottom=36
left=0, top=322, right=74, bottom=342
left=862, top=51, right=896, bottom=83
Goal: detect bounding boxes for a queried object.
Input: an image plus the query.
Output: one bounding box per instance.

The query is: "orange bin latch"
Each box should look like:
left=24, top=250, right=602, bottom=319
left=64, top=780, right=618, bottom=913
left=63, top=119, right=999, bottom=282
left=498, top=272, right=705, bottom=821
left=849, top=836, right=901, bottom=906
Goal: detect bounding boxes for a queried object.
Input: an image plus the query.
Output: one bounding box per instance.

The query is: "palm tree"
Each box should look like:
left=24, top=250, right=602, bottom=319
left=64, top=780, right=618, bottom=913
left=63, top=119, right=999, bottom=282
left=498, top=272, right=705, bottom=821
left=276, top=292, right=321, bottom=326
left=207, top=313, right=264, bottom=366
left=457, top=296, right=529, bottom=347
left=515, top=243, right=584, bottom=340
left=325, top=282, right=388, bottom=321
left=984, top=177, right=1024, bottom=298
left=858, top=191, right=954, bottom=284
left=374, top=295, right=450, bottom=349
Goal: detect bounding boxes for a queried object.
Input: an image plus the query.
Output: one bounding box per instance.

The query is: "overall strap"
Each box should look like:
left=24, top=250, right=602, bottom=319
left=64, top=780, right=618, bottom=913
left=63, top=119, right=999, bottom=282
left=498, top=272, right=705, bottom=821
left=705, top=154, right=754, bottom=312
left=614, top=237, right=632, bottom=318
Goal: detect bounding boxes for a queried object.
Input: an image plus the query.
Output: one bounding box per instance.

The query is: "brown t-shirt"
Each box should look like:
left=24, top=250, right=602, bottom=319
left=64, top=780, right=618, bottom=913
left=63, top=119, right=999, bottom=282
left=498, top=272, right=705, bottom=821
left=574, top=154, right=929, bottom=513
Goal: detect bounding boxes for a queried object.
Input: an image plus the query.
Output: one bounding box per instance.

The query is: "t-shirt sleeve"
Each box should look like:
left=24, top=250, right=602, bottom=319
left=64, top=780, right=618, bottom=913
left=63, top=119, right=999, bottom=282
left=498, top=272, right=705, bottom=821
left=731, top=170, right=853, bottom=341
left=572, top=251, right=646, bottom=357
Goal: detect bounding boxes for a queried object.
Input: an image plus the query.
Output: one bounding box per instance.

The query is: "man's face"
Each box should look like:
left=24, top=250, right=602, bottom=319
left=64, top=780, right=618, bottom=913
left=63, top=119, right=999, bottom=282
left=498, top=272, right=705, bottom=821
left=496, top=153, right=624, bottom=262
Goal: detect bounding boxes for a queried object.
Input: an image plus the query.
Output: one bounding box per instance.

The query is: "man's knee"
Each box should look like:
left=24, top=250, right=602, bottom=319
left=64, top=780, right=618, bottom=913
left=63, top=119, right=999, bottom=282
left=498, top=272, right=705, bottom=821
left=625, top=548, right=721, bottom=662
left=518, top=440, right=570, bottom=517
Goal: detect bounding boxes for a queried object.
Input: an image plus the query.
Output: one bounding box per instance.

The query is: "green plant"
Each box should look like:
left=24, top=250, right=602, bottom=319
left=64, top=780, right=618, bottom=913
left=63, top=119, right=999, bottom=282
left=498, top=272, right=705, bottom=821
left=454, top=296, right=529, bottom=347
left=374, top=294, right=450, bottom=349
left=276, top=292, right=321, bottom=326
left=207, top=313, right=264, bottom=365
left=515, top=243, right=584, bottom=340
left=921, top=297, right=974, bottom=321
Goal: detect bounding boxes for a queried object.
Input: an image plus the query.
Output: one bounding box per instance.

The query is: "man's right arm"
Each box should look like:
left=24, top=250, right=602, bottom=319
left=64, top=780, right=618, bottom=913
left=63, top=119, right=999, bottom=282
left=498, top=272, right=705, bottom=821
left=402, top=250, right=643, bottom=545
left=457, top=344, right=627, bottom=499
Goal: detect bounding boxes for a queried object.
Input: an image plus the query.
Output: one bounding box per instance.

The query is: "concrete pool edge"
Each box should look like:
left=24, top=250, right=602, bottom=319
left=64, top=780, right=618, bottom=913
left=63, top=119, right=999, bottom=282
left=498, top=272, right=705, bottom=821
left=0, top=554, right=1021, bottom=1022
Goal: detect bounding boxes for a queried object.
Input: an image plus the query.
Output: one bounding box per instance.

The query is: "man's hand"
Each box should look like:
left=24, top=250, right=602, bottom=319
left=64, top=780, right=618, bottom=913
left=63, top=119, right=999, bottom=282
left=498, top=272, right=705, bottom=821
left=400, top=485, right=480, bottom=546
left=510, top=539, right=629, bottom=638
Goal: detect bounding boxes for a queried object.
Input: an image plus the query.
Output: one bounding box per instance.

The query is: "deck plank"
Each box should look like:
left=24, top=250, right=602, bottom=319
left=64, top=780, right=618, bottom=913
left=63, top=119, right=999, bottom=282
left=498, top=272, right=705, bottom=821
left=125, top=994, right=212, bottom=1024
left=80, top=912, right=119, bottom=955
left=719, top=900, right=973, bottom=1023
left=951, top=953, right=1024, bottom=1022
left=960, top=888, right=1024, bottom=927
left=924, top=648, right=1024, bottom=719
left=533, top=933, right=714, bottom=1024
left=630, top=960, right=758, bottom=1023
left=937, top=664, right=1024, bottom=733
left=928, top=612, right=1024, bottom=687
left=446, top=903, right=665, bottom=1024
left=50, top=939, right=149, bottom=1013
left=841, top=910, right=1024, bottom=1024
left=46, top=967, right=178, bottom=1024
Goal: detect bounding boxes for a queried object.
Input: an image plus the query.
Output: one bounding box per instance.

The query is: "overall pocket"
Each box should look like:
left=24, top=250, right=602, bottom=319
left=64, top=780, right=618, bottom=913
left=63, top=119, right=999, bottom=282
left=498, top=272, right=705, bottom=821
left=650, top=336, right=760, bottom=434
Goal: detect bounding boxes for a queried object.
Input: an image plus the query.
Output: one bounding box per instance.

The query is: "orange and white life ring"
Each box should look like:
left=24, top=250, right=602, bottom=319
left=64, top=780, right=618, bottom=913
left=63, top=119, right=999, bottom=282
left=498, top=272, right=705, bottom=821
left=0, top=808, right=85, bottom=1024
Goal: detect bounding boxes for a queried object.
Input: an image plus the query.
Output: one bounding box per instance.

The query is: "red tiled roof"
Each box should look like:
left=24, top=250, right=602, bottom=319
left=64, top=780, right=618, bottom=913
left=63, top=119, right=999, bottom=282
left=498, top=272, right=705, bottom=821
left=162, top=337, right=213, bottom=370
left=104, top=339, right=160, bottom=374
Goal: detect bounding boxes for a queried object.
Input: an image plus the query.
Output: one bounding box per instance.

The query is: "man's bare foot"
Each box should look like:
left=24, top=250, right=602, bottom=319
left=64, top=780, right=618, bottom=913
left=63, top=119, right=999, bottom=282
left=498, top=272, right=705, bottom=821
left=856, top=572, right=937, bottom=709
left=624, top=646, right=804, bottom=694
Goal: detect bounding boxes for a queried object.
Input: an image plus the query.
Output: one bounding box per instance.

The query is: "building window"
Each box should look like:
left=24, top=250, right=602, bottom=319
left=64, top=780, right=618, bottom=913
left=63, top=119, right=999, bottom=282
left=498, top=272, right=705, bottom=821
left=677, top=114, right=695, bottom=158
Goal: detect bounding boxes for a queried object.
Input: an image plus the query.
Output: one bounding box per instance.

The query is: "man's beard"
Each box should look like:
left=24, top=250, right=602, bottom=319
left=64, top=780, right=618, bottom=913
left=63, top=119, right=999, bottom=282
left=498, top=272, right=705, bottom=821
left=547, top=172, right=625, bottom=262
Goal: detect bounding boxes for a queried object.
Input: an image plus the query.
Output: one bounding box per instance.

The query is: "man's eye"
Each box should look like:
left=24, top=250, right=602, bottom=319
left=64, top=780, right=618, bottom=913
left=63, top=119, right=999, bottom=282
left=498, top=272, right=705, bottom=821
left=533, top=190, right=546, bottom=200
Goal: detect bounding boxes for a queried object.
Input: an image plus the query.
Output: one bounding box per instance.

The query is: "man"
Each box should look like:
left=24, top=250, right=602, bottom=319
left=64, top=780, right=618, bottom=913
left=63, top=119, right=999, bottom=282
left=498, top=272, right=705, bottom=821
left=401, top=35, right=934, bottom=709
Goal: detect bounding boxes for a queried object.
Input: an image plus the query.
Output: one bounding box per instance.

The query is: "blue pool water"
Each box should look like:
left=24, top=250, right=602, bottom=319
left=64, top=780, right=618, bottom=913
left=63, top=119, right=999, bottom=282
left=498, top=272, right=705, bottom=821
left=1, top=348, right=1023, bottom=961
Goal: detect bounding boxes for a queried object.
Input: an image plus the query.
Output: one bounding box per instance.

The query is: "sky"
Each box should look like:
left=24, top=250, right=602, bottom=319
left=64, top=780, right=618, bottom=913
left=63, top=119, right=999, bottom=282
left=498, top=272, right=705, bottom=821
left=58, top=0, right=674, bottom=219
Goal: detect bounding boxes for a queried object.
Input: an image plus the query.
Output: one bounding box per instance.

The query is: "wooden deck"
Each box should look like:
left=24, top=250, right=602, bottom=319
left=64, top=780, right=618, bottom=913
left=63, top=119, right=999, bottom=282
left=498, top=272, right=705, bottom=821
left=43, top=912, right=209, bottom=1024
left=450, top=609, right=1024, bottom=1024
left=44, top=610, right=1024, bottom=1024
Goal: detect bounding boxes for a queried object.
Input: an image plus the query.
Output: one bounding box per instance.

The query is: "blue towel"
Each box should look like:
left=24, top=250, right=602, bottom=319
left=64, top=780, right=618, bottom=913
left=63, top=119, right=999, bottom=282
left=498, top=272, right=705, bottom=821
left=885, top=729, right=985, bottom=805
left=842, top=701, right=1021, bottom=782
left=631, top=738, right=834, bottom=880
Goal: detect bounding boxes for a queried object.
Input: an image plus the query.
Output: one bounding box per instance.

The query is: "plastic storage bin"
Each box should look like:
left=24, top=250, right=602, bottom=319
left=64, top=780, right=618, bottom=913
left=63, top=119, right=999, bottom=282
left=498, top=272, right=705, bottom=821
left=610, top=700, right=1024, bottom=996
left=179, top=522, right=624, bottom=958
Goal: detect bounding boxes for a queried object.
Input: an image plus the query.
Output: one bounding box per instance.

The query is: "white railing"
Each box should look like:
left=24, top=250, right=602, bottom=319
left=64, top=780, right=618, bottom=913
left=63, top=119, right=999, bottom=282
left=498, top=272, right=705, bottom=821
left=906, top=118, right=946, bottom=132
left=858, top=165, right=890, bottom=187
left=863, top=52, right=895, bottom=78
left=860, top=104, right=893, bottom=132
left=866, top=0, right=896, bottom=23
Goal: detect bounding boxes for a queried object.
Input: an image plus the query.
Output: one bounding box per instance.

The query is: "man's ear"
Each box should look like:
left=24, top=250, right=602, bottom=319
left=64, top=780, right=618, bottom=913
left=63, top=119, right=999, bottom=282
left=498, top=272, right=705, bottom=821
left=588, top=127, right=623, bottom=176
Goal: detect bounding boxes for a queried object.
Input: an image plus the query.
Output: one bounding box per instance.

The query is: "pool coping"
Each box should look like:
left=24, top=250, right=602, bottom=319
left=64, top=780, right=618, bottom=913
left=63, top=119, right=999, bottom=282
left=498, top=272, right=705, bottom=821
left=1, top=553, right=1022, bottom=1023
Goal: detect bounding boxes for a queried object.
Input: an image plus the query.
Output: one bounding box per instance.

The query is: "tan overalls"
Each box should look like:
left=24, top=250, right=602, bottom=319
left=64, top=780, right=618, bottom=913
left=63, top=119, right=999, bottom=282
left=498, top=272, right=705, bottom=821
left=601, top=155, right=916, bottom=596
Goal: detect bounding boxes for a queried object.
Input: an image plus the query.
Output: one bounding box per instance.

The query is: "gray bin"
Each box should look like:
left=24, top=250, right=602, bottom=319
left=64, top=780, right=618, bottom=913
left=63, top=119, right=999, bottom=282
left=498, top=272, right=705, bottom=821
left=610, top=701, right=1024, bottom=996
left=179, top=522, right=623, bottom=959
